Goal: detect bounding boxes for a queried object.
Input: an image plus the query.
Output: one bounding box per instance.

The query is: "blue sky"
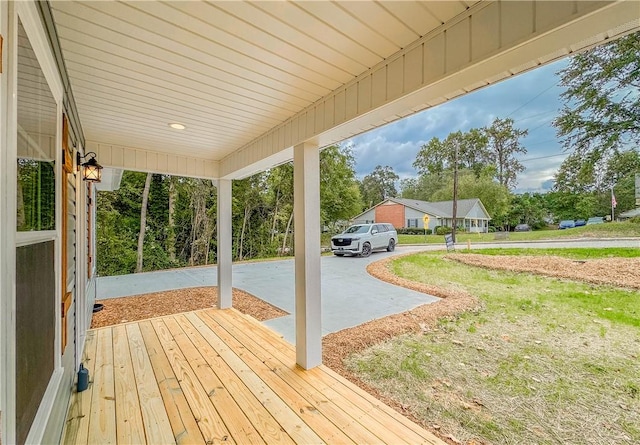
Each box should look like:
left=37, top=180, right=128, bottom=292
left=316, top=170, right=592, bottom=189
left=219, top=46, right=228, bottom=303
left=347, top=58, right=570, bottom=194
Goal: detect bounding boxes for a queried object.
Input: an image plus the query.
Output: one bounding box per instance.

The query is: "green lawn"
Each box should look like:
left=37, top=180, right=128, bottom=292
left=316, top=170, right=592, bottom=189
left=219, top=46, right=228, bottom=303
left=346, top=250, right=640, bottom=444
left=397, top=221, right=640, bottom=245
left=462, top=247, right=640, bottom=259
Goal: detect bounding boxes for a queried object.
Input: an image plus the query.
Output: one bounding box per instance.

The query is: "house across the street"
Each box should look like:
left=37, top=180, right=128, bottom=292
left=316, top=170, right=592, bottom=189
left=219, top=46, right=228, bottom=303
left=354, top=198, right=491, bottom=233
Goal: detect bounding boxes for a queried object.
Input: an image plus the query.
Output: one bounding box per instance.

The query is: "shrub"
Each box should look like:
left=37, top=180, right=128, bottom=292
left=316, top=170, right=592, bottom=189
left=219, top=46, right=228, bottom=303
left=397, top=228, right=431, bottom=235
left=435, top=226, right=452, bottom=235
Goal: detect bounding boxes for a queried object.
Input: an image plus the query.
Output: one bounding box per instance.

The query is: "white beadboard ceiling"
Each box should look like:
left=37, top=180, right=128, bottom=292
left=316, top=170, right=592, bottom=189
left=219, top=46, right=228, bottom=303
left=50, top=0, right=476, bottom=161
left=49, top=0, right=640, bottom=179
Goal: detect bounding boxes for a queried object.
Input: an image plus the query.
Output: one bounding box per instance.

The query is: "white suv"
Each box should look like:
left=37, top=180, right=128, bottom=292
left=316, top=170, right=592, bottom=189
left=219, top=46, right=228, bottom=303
left=331, top=223, right=397, bottom=257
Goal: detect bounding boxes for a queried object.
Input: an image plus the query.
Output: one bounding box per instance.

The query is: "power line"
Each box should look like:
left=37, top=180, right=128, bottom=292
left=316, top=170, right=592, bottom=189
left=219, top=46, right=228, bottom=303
left=519, top=153, right=568, bottom=163
left=524, top=138, right=558, bottom=146
left=506, top=81, right=559, bottom=118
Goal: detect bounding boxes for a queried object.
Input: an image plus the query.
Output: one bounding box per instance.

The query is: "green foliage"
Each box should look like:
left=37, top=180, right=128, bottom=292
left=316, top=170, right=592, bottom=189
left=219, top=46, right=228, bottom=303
left=359, top=165, right=399, bottom=208
left=466, top=247, right=640, bottom=259
left=413, top=119, right=528, bottom=190
left=97, top=144, right=364, bottom=275
left=554, top=31, right=640, bottom=163
left=430, top=170, right=511, bottom=227
left=400, top=171, right=450, bottom=201
left=504, top=193, right=549, bottom=229
left=17, top=159, right=56, bottom=231
left=397, top=227, right=431, bottom=235
left=435, top=226, right=452, bottom=235
left=484, top=118, right=528, bottom=189
left=396, top=221, right=640, bottom=244
left=414, top=130, right=489, bottom=177
left=97, top=171, right=179, bottom=275
left=320, top=145, right=363, bottom=229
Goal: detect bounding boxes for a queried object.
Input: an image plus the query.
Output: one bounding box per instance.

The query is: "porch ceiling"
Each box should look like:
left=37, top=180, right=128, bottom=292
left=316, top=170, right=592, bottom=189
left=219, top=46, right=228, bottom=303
left=50, top=0, right=476, bottom=161
left=49, top=1, right=640, bottom=179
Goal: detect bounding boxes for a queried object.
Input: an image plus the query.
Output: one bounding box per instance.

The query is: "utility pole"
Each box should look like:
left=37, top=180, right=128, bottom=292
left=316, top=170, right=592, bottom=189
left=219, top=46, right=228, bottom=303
left=611, top=185, right=616, bottom=221
left=451, top=139, right=459, bottom=243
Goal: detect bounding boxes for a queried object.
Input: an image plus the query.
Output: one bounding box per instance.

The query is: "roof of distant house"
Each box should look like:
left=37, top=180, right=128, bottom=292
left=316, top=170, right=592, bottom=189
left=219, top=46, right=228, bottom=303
left=354, top=197, right=491, bottom=220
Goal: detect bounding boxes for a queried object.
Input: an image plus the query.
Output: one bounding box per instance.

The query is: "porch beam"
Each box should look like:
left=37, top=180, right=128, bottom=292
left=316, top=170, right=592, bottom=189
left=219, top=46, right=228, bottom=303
left=293, top=141, right=321, bottom=369
left=219, top=0, right=639, bottom=179
left=88, top=141, right=219, bottom=179
left=217, top=179, right=232, bottom=309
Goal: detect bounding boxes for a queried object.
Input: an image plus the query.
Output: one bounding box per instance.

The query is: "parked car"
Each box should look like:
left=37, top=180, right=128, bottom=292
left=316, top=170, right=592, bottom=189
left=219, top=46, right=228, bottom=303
left=558, top=220, right=575, bottom=229
left=587, top=216, right=604, bottom=225
left=331, top=223, right=397, bottom=257
left=574, top=219, right=586, bottom=227
left=514, top=224, right=531, bottom=232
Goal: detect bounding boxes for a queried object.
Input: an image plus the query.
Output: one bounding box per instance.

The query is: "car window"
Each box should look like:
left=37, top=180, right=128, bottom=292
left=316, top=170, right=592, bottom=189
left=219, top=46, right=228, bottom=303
left=375, top=224, right=386, bottom=232
left=344, top=225, right=370, bottom=234
left=386, top=224, right=395, bottom=232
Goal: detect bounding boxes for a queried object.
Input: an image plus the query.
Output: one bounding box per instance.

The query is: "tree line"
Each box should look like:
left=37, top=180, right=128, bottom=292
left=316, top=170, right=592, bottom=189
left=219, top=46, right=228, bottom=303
left=97, top=145, right=364, bottom=275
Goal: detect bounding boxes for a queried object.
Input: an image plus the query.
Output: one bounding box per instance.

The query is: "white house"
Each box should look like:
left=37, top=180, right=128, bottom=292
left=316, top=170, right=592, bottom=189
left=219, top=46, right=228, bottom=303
left=354, top=198, right=491, bottom=233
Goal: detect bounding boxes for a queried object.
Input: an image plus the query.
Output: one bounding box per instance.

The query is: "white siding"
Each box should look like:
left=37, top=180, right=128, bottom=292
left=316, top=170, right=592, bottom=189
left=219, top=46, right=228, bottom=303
left=467, top=201, right=489, bottom=220
left=353, top=208, right=375, bottom=225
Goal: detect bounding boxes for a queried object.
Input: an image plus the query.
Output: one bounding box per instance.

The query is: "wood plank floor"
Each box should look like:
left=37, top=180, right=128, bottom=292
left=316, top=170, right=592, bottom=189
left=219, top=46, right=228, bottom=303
left=63, top=308, right=445, bottom=444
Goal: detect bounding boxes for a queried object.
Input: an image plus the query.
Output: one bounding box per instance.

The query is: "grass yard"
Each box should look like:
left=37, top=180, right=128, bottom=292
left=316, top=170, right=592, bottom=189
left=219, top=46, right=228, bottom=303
left=397, top=221, right=640, bottom=245
left=463, top=247, right=640, bottom=259
left=346, top=250, right=640, bottom=445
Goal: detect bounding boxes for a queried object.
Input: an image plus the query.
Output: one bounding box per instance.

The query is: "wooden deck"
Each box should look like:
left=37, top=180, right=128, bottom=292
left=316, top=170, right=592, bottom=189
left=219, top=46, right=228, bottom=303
left=63, top=308, right=444, bottom=444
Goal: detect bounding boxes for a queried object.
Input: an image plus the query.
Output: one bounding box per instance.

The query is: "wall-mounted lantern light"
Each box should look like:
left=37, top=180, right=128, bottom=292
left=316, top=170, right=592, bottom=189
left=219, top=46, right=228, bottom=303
left=76, top=151, right=103, bottom=182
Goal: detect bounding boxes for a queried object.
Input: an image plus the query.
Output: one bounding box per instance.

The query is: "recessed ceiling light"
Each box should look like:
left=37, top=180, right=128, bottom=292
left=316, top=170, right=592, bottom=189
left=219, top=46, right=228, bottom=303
left=169, top=122, right=186, bottom=130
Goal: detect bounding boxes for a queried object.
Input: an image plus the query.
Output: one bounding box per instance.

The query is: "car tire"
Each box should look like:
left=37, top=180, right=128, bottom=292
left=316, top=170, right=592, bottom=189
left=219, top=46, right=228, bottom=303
left=360, top=242, right=371, bottom=257
left=334, top=253, right=344, bottom=257
left=387, top=239, right=395, bottom=252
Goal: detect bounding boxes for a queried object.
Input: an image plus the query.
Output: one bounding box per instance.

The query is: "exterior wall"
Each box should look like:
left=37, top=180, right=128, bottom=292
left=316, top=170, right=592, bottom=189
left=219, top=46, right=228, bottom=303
left=353, top=208, right=375, bottom=225
left=374, top=202, right=404, bottom=228
left=467, top=201, right=488, bottom=220
left=2, top=2, right=91, bottom=444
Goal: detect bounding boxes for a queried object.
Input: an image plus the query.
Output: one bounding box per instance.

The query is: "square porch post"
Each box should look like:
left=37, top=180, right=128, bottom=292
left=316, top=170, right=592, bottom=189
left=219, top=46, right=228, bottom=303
left=217, top=179, right=232, bottom=309
left=293, top=142, right=321, bottom=369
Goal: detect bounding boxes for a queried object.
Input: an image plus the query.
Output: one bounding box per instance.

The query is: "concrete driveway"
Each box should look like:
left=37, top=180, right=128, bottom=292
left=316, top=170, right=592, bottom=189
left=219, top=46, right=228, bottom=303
left=96, top=246, right=438, bottom=343
left=96, top=238, right=639, bottom=343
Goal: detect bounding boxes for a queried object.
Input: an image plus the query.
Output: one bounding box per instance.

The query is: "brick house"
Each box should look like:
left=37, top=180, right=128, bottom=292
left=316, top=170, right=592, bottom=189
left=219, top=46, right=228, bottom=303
left=353, top=198, right=491, bottom=233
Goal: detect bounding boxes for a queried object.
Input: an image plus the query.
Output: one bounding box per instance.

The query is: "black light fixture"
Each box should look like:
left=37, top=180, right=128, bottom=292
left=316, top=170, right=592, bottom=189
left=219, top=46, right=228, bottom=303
left=76, top=151, right=103, bottom=182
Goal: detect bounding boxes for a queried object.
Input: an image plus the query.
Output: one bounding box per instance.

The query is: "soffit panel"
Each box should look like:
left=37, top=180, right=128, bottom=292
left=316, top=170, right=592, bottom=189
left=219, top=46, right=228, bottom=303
left=51, top=0, right=475, bottom=165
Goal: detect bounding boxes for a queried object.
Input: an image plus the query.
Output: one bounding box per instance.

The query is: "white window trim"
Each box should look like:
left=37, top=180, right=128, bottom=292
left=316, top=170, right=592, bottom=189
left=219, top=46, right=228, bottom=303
left=15, top=231, right=57, bottom=247
left=1, top=3, right=65, bottom=445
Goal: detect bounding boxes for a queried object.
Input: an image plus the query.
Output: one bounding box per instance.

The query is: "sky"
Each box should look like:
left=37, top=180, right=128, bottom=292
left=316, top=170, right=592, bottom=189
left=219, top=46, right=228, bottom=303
left=347, top=58, right=571, bottom=194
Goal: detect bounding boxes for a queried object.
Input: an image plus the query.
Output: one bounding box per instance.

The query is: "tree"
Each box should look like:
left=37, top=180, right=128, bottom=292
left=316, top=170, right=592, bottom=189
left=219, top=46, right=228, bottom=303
left=319, top=145, right=363, bottom=230
left=554, top=32, right=640, bottom=168
left=430, top=169, right=511, bottom=228
left=360, top=165, right=399, bottom=208
left=400, top=172, right=450, bottom=201
left=167, top=176, right=177, bottom=262
left=484, top=117, right=528, bottom=189
left=505, top=193, right=550, bottom=229
left=413, top=131, right=489, bottom=177
left=136, top=173, right=152, bottom=273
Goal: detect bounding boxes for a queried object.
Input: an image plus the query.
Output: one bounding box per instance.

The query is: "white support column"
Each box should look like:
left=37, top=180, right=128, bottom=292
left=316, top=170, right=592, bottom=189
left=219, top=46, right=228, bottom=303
left=293, top=141, right=321, bottom=369
left=217, top=179, right=232, bottom=309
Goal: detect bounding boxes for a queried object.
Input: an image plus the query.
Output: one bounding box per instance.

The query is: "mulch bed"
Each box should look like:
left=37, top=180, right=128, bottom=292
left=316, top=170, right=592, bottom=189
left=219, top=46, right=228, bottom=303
left=447, top=253, right=640, bottom=289
left=90, top=287, right=287, bottom=328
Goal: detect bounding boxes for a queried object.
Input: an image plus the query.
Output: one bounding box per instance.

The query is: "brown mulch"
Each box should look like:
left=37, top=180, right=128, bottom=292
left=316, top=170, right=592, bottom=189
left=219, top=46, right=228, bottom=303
left=90, top=287, right=287, bottom=328
left=322, top=254, right=482, bottom=443
left=447, top=253, right=640, bottom=289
